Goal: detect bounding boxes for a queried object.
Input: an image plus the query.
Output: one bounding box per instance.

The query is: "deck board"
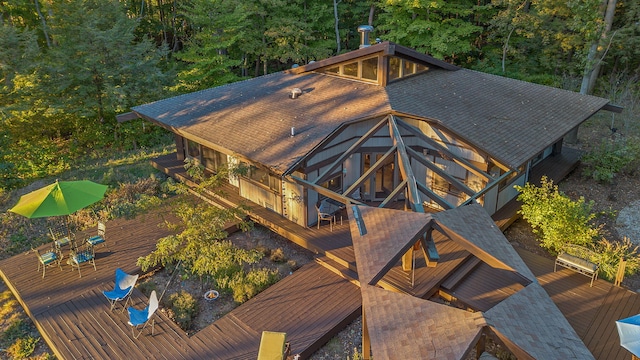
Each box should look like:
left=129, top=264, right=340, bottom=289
left=2, top=150, right=638, bottom=359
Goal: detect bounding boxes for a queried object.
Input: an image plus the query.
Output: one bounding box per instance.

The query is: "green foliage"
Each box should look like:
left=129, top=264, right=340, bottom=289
left=581, top=138, right=640, bottom=183
left=165, top=291, right=198, bottom=331
left=218, top=268, right=280, bottom=304
left=0, top=296, right=44, bottom=360
left=6, top=336, right=39, bottom=359
left=376, top=0, right=486, bottom=61
left=1, top=319, right=31, bottom=346
left=269, top=248, right=286, bottom=263
left=137, top=281, right=157, bottom=297
left=516, top=176, right=600, bottom=253
left=137, top=183, right=256, bottom=282
left=348, top=348, right=365, bottom=360
left=593, top=237, right=640, bottom=281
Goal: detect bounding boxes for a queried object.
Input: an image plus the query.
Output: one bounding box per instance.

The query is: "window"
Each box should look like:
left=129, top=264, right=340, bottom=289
left=202, top=147, right=227, bottom=171
left=343, top=62, right=358, bottom=77
left=319, top=56, right=380, bottom=83
left=389, top=57, right=401, bottom=81
left=187, top=140, right=200, bottom=159
left=247, top=165, right=280, bottom=191
left=361, top=57, right=378, bottom=81
left=321, top=175, right=342, bottom=193
left=403, top=60, right=415, bottom=76
left=387, top=57, right=430, bottom=82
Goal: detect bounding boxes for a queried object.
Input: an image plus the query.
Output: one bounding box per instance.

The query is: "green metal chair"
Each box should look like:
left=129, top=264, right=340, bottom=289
left=33, top=248, right=61, bottom=279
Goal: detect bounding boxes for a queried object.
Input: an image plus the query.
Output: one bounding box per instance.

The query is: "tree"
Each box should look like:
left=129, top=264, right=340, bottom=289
left=580, top=0, right=617, bottom=95
left=515, top=176, right=600, bottom=253
left=171, top=0, right=246, bottom=92
left=138, top=163, right=257, bottom=285
left=375, top=0, right=486, bottom=61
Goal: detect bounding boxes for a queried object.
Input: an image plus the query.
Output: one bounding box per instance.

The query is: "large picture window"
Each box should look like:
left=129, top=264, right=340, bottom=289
left=202, top=147, right=227, bottom=171
left=247, top=165, right=280, bottom=191
left=187, top=140, right=200, bottom=159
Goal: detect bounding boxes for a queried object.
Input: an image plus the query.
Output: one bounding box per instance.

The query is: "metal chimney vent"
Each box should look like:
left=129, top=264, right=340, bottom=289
left=290, top=88, right=302, bottom=99
left=357, top=25, right=374, bottom=49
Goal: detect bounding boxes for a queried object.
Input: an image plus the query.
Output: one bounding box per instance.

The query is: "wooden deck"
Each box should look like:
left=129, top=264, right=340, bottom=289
left=0, top=203, right=361, bottom=359
left=517, top=248, right=640, bottom=360
left=2, top=148, right=638, bottom=359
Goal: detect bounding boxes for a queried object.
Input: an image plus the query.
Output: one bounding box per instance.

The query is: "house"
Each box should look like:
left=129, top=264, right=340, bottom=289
left=121, top=31, right=621, bottom=358
left=123, top=33, right=617, bottom=234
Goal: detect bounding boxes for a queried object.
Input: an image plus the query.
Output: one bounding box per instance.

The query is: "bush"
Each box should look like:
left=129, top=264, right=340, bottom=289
left=222, top=268, right=280, bottom=304
left=6, top=336, right=39, bottom=359
left=516, top=176, right=600, bottom=253
left=255, top=245, right=271, bottom=257
left=581, top=138, right=640, bottom=183
left=166, top=291, right=198, bottom=331
left=137, top=280, right=157, bottom=297
left=1, top=319, right=32, bottom=346
left=269, top=248, right=286, bottom=263
left=594, top=237, right=640, bottom=281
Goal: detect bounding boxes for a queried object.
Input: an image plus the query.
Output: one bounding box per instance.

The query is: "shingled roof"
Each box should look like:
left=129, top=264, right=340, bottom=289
left=349, top=204, right=593, bottom=359
left=131, top=42, right=611, bottom=173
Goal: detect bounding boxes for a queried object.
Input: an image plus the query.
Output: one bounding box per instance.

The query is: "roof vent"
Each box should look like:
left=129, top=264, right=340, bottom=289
left=357, top=25, right=374, bottom=49
left=290, top=88, right=302, bottom=99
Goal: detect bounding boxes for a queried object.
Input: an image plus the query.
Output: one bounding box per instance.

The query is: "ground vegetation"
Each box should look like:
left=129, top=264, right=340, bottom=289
left=1, top=0, right=638, bottom=194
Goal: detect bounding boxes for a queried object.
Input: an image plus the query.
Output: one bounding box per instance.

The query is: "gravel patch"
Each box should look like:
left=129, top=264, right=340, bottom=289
left=616, top=200, right=640, bottom=245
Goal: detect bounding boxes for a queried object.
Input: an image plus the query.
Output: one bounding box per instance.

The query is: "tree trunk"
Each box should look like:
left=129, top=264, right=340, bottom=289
left=502, top=27, right=515, bottom=73
left=580, top=0, right=617, bottom=95
left=333, top=0, right=341, bottom=53
left=570, top=0, right=616, bottom=143
left=34, top=0, right=52, bottom=48
left=368, top=4, right=375, bottom=26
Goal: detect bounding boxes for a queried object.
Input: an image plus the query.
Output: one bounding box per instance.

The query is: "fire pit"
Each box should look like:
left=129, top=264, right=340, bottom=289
left=204, top=290, right=219, bottom=301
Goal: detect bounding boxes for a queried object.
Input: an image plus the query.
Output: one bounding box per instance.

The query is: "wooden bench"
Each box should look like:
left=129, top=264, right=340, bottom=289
left=554, top=244, right=599, bottom=287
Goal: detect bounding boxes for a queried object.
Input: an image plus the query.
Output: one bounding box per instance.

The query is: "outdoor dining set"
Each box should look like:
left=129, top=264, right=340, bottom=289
left=7, top=179, right=110, bottom=279
left=33, top=221, right=107, bottom=278
left=9, top=179, right=160, bottom=338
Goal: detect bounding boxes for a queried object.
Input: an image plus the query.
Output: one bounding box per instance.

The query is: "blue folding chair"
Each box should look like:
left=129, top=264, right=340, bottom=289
left=127, top=290, right=159, bottom=339
left=103, top=268, right=138, bottom=312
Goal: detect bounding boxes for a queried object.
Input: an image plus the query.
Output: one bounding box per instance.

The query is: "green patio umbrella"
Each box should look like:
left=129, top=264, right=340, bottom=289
left=9, top=180, right=108, bottom=219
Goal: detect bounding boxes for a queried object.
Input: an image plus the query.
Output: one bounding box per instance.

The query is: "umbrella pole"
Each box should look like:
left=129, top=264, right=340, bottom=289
left=64, top=216, right=75, bottom=249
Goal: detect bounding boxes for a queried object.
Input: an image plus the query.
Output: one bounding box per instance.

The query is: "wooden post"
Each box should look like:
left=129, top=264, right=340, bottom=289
left=362, top=308, right=371, bottom=360
left=615, top=257, right=627, bottom=287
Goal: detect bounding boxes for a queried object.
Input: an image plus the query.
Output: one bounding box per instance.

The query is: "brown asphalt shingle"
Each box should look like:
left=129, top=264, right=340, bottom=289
left=347, top=205, right=432, bottom=285
left=350, top=204, right=594, bottom=359
left=484, top=282, right=595, bottom=360
left=362, top=285, right=485, bottom=360
left=432, top=203, right=536, bottom=282
left=133, top=72, right=390, bottom=174
left=132, top=42, right=611, bottom=174
left=386, top=69, right=609, bottom=169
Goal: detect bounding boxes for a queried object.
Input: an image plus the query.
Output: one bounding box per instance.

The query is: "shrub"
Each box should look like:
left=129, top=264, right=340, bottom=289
left=1, top=319, right=31, bottom=346
left=255, top=245, right=271, bottom=257
left=222, top=268, right=280, bottom=304
left=166, top=291, right=198, bottom=331
left=6, top=336, right=39, bottom=359
left=137, top=280, right=157, bottom=297
left=581, top=139, right=640, bottom=183
left=269, top=248, right=286, bottom=263
left=515, top=176, right=600, bottom=253
left=594, top=237, right=640, bottom=281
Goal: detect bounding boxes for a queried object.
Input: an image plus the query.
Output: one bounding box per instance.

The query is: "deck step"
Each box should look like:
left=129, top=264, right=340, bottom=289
left=324, top=250, right=357, bottom=272
left=315, top=256, right=360, bottom=287
left=441, top=256, right=481, bottom=291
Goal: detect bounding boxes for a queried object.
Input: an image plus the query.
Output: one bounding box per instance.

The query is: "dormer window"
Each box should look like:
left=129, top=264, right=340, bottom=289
left=389, top=57, right=429, bottom=82
left=321, top=55, right=380, bottom=83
